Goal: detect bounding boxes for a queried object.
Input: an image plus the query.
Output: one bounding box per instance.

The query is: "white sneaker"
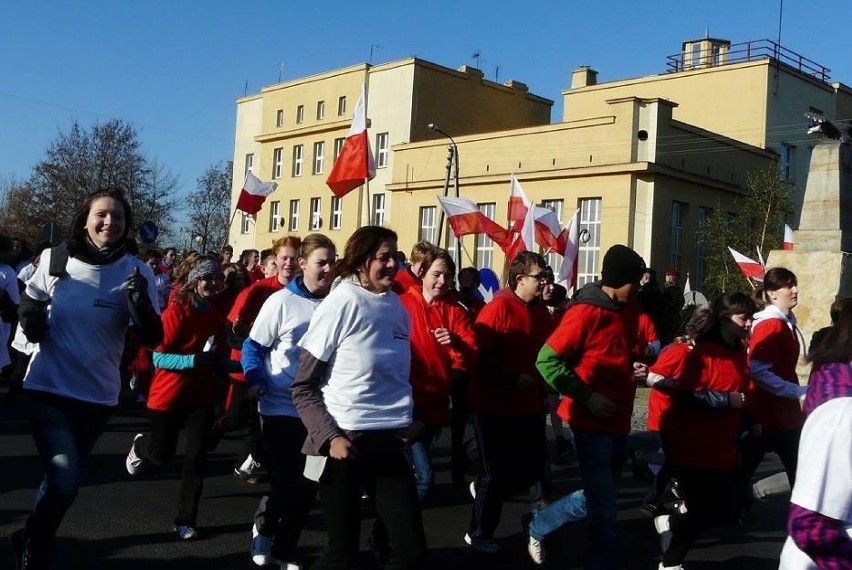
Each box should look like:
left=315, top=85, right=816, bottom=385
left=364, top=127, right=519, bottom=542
left=658, top=563, right=683, bottom=569
left=126, top=434, right=144, bottom=475
left=175, top=525, right=199, bottom=540
left=527, top=534, right=545, bottom=564
left=469, top=481, right=477, bottom=500
left=654, top=514, right=672, bottom=553
left=235, top=454, right=262, bottom=482
left=250, top=531, right=273, bottom=566
left=463, top=532, right=500, bottom=554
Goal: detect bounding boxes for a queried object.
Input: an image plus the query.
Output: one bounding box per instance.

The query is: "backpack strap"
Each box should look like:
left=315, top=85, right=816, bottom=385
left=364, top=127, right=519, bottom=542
left=48, top=242, right=70, bottom=277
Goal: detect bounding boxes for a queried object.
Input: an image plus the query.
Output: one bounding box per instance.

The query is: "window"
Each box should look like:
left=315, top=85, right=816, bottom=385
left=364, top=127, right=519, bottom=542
left=310, top=197, right=322, bottom=230
left=272, top=147, right=283, bottom=179
left=330, top=196, right=343, bottom=230
left=669, top=201, right=687, bottom=272
left=371, top=193, right=386, bottom=226
left=288, top=199, right=300, bottom=231
left=316, top=100, right=325, bottom=120
left=710, top=44, right=722, bottom=66
left=376, top=132, right=389, bottom=168
left=276, top=109, right=284, bottom=128
left=540, top=199, right=564, bottom=270
left=313, top=141, right=325, bottom=175
left=338, top=96, right=347, bottom=116
left=691, top=42, right=702, bottom=67
left=292, top=145, right=303, bottom=177
left=577, top=198, right=602, bottom=286
left=779, top=143, right=793, bottom=182
left=240, top=212, right=252, bottom=234
left=269, top=201, right=281, bottom=232
left=244, top=153, right=254, bottom=176
left=296, top=105, right=305, bottom=124
left=695, top=206, right=710, bottom=291
left=475, top=203, right=496, bottom=269
left=333, top=137, right=345, bottom=161
left=418, top=206, right=437, bottom=244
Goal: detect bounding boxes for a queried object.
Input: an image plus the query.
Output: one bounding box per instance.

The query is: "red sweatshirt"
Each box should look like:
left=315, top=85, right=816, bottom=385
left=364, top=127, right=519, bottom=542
left=469, top=287, right=554, bottom=416
left=147, top=300, right=227, bottom=411
left=226, top=275, right=285, bottom=383
left=392, top=267, right=420, bottom=295
left=399, top=286, right=477, bottom=426
left=646, top=342, right=691, bottom=431
left=747, top=315, right=804, bottom=430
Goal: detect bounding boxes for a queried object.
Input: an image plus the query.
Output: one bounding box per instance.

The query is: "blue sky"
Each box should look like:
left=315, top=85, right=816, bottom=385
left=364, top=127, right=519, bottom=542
left=1, top=0, right=850, bottom=228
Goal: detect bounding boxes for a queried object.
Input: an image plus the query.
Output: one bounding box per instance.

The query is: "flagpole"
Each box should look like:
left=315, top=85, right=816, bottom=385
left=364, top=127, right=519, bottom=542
left=224, top=207, right=240, bottom=250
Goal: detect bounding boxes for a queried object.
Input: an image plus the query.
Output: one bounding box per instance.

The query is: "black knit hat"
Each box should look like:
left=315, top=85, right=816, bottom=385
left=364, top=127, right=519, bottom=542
left=601, top=245, right=646, bottom=287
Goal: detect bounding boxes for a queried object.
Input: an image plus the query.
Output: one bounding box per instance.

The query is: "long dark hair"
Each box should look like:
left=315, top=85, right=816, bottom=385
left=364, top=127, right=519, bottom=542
left=752, top=267, right=797, bottom=310
left=808, top=298, right=852, bottom=367
left=336, top=226, right=398, bottom=281
left=698, top=292, right=756, bottom=346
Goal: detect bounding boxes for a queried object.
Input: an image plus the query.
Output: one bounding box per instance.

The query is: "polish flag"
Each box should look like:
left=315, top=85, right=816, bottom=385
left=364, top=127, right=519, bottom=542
left=783, top=224, right=795, bottom=251
left=507, top=174, right=530, bottom=231
left=534, top=207, right=566, bottom=253
left=236, top=171, right=278, bottom=215
left=326, top=84, right=376, bottom=198
left=728, top=247, right=765, bottom=282
left=437, top=196, right=513, bottom=251
left=506, top=198, right=537, bottom=259
left=556, top=208, right=581, bottom=289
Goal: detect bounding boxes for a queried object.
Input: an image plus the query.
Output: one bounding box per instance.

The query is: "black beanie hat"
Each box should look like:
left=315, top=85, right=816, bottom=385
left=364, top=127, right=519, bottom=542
left=601, top=245, right=646, bottom=287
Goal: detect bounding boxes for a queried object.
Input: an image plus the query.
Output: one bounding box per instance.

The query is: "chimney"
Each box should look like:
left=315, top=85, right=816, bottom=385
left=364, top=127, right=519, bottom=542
left=571, top=66, right=598, bottom=88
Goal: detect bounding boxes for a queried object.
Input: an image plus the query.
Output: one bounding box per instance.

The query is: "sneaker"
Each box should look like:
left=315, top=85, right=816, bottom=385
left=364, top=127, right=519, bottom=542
left=658, top=564, right=683, bottom=570
left=250, top=531, right=273, bottom=566
left=469, top=480, right=477, bottom=500
left=527, top=534, right=545, bottom=564
left=654, top=514, right=672, bottom=553
left=463, top=532, right=500, bottom=554
left=126, top=434, right=144, bottom=475
left=367, top=533, right=390, bottom=566
left=175, top=525, right=199, bottom=540
left=234, top=454, right=262, bottom=483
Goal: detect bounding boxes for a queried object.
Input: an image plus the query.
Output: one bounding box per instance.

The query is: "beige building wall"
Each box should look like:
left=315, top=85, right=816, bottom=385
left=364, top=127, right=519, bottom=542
left=229, top=95, right=264, bottom=254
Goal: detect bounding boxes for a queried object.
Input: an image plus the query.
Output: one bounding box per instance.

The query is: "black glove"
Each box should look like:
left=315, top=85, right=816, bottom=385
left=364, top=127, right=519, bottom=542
left=194, top=352, right=219, bottom=368
left=126, top=266, right=164, bottom=348
left=125, top=266, right=149, bottom=307
left=19, top=294, right=48, bottom=343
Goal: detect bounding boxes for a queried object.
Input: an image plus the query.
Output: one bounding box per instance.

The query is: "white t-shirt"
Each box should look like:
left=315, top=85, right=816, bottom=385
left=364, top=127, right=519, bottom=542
left=779, top=397, right=852, bottom=569
left=249, top=287, right=321, bottom=417
left=0, top=263, right=21, bottom=369
left=299, top=278, right=412, bottom=431
left=23, top=249, right=160, bottom=406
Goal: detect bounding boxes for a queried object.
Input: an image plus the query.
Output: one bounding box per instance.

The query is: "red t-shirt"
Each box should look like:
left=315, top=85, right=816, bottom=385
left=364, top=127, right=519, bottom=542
left=747, top=317, right=803, bottom=429
left=226, top=275, right=285, bottom=382
left=646, top=342, right=692, bottom=431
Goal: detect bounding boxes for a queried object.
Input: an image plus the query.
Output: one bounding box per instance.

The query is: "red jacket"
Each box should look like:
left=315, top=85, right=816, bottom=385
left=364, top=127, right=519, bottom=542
left=646, top=342, right=692, bottom=431
left=392, top=267, right=420, bottom=295
left=147, top=300, right=227, bottom=411
left=470, top=287, right=554, bottom=416
left=747, top=316, right=803, bottom=429
left=226, top=275, right=285, bottom=382
left=662, top=339, right=749, bottom=470
left=399, top=287, right=476, bottom=426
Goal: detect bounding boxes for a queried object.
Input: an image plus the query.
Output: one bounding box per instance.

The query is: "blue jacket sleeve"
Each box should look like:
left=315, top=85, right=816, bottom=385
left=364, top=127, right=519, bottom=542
left=242, top=337, right=272, bottom=390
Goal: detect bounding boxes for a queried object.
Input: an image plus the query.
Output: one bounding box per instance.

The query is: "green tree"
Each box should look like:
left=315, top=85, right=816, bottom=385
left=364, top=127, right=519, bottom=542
left=700, top=164, right=794, bottom=298
left=185, top=161, right=233, bottom=253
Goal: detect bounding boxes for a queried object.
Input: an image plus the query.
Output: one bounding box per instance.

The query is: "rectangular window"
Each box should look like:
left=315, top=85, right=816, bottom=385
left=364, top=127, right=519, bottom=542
left=691, top=41, right=702, bottom=67
left=779, top=143, right=793, bottom=182
left=376, top=132, right=389, bottom=168
left=710, top=44, right=722, bottom=66
left=269, top=200, right=281, bottom=232
left=313, top=141, right=325, bottom=175
left=275, top=109, right=284, bottom=128
left=244, top=153, right=254, bottom=176
left=334, top=137, right=345, bottom=161
left=540, top=198, right=564, bottom=270
left=288, top=199, right=300, bottom=231
left=330, top=196, right=343, bottom=230
left=272, top=147, right=283, bottom=179
left=310, top=197, right=322, bottom=230
left=418, top=206, right=437, bottom=244
left=240, top=212, right=252, bottom=234
left=695, top=206, right=710, bottom=291
left=296, top=105, right=305, bottom=124
left=577, top=198, right=602, bottom=287
left=316, top=100, right=325, bottom=120
left=292, top=145, right=303, bottom=177
left=371, top=193, right=386, bottom=226
left=669, top=201, right=687, bottom=272
left=475, top=203, right=496, bottom=270
left=338, top=96, right=347, bottom=116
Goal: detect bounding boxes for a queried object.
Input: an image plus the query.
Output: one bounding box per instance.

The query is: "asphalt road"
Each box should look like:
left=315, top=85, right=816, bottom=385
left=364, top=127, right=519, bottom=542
left=0, top=388, right=789, bottom=570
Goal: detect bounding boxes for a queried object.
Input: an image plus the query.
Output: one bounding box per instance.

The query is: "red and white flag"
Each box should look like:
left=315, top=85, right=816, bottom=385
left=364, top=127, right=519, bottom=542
left=783, top=224, right=794, bottom=251
left=326, top=84, right=376, bottom=198
left=236, top=171, right=278, bottom=215
left=507, top=174, right=530, bottom=231
left=437, top=196, right=513, bottom=251
left=728, top=247, right=765, bottom=282
left=556, top=208, right=581, bottom=289
left=506, top=198, right=537, bottom=260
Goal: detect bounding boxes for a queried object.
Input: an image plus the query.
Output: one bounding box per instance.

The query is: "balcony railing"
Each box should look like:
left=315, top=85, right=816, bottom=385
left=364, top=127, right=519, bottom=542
left=666, top=39, right=830, bottom=83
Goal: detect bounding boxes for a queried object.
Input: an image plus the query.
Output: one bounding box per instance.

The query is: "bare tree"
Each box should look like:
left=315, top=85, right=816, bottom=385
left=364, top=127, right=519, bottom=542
left=185, top=161, right=233, bottom=253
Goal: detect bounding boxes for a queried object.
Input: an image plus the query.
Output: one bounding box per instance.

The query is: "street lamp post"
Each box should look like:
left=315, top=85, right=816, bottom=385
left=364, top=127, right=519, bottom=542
left=428, top=123, right=461, bottom=269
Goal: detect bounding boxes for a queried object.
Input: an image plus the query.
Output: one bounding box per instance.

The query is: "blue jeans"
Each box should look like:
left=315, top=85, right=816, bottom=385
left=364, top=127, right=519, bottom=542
left=403, top=427, right=439, bottom=502
left=24, top=391, right=111, bottom=553
left=573, top=429, right=628, bottom=570
left=529, top=490, right=587, bottom=540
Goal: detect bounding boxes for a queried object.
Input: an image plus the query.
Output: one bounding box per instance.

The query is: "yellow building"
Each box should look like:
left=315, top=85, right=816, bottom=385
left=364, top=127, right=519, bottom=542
left=229, top=37, right=850, bottom=291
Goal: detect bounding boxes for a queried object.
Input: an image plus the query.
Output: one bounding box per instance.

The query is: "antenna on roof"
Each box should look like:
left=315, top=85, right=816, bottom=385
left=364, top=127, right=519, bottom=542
left=471, top=50, right=481, bottom=69
left=369, top=44, right=383, bottom=64
left=704, top=27, right=709, bottom=38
